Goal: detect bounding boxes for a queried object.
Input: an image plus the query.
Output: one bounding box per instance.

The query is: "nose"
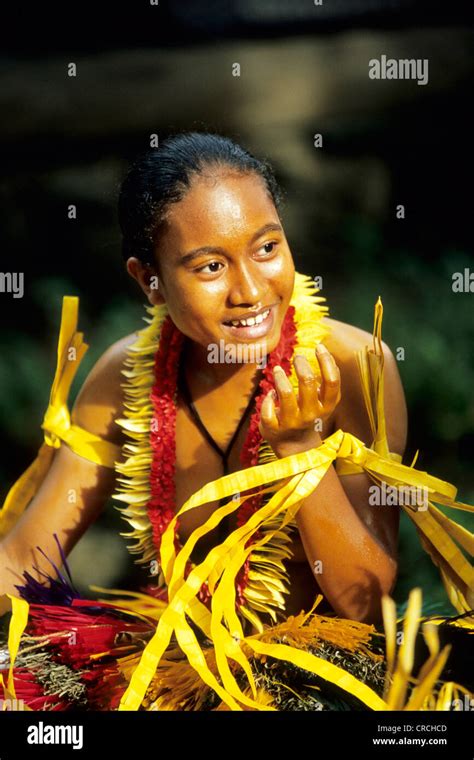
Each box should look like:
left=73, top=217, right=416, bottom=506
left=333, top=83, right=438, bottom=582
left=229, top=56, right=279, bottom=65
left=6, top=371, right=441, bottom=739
left=228, top=262, right=265, bottom=307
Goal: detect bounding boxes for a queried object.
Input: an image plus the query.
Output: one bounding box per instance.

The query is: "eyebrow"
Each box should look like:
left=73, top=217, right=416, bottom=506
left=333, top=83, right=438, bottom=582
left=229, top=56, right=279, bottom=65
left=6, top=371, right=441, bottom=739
left=178, top=223, right=283, bottom=265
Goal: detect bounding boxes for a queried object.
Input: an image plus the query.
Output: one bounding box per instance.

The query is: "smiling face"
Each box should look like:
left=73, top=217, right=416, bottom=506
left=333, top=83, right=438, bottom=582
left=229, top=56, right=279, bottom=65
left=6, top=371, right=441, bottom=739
left=129, top=169, right=295, bottom=367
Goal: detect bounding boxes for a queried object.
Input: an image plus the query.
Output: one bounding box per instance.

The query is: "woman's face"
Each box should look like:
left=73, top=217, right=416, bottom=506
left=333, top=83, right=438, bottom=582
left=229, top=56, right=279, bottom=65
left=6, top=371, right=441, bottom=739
left=137, top=170, right=295, bottom=359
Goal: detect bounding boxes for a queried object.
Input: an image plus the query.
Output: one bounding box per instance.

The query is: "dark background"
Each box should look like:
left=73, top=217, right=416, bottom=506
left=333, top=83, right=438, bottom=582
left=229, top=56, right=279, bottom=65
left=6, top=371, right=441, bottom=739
left=0, top=1, right=473, bottom=612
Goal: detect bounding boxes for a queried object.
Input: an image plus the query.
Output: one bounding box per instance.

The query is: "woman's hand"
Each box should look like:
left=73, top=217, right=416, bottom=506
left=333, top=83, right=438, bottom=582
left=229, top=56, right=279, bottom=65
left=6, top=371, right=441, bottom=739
left=259, top=344, right=341, bottom=459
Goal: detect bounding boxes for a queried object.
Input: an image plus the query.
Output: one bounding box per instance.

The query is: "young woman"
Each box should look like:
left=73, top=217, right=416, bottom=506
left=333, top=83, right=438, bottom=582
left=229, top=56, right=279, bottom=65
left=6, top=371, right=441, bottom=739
left=0, top=133, right=472, bottom=711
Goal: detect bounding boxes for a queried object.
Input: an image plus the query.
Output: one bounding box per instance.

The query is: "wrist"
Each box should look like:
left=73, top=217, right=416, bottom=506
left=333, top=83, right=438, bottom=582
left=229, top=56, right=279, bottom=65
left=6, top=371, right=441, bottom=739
left=274, top=432, right=323, bottom=459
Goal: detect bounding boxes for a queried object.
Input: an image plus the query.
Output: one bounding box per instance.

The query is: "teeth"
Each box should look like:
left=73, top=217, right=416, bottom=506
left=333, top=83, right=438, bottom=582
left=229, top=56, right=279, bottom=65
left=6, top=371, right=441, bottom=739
left=227, top=308, right=270, bottom=327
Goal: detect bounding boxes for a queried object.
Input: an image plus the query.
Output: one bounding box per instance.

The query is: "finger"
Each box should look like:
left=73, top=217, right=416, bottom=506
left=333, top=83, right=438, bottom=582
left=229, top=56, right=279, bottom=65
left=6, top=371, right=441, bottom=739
left=315, top=344, right=341, bottom=410
left=260, top=388, right=279, bottom=432
left=273, top=365, right=298, bottom=425
left=293, top=354, right=319, bottom=422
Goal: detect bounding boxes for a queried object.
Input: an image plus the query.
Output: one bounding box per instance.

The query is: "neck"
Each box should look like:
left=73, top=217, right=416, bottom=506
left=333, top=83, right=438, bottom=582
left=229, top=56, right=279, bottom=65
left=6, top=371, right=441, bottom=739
left=184, top=338, right=265, bottom=388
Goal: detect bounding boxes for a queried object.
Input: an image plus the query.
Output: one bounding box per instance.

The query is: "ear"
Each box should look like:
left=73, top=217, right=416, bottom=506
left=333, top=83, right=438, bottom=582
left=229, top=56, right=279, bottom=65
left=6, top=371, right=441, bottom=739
left=126, top=257, right=165, bottom=306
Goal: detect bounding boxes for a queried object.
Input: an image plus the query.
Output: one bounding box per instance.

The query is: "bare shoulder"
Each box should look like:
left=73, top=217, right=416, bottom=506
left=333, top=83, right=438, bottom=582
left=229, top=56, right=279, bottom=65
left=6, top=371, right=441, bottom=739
left=71, top=332, right=139, bottom=446
left=322, top=316, right=376, bottom=363
left=322, top=316, right=408, bottom=458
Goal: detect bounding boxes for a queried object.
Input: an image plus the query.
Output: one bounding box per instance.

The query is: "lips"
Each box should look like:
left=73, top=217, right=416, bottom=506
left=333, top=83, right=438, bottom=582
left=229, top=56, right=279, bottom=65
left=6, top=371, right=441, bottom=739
left=221, top=305, right=276, bottom=340
left=223, top=307, right=271, bottom=328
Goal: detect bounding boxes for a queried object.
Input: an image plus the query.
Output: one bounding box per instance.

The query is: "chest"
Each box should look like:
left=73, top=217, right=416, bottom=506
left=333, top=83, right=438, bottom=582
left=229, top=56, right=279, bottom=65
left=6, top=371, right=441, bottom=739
left=174, top=398, right=335, bottom=564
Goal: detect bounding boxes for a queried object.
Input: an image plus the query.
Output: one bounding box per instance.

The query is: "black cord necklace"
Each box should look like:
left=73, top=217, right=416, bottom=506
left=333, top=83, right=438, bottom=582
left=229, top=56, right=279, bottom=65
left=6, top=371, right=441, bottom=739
left=177, top=349, right=262, bottom=543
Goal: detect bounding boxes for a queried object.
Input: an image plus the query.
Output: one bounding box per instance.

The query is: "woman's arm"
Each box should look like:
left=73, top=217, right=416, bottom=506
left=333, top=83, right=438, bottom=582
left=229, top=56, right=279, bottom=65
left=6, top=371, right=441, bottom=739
left=259, top=339, right=407, bottom=624
left=0, top=334, right=135, bottom=607
left=0, top=446, right=118, bottom=604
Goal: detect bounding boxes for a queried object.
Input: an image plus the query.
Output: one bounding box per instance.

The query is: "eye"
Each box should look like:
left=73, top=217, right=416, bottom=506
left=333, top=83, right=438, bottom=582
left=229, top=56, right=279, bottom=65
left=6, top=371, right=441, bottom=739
left=195, top=261, right=224, bottom=275
left=259, top=241, right=278, bottom=255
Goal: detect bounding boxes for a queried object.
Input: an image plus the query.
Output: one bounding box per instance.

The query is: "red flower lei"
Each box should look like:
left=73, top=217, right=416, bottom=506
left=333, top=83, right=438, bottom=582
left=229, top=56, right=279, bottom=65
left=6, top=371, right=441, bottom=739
left=146, top=306, right=297, bottom=607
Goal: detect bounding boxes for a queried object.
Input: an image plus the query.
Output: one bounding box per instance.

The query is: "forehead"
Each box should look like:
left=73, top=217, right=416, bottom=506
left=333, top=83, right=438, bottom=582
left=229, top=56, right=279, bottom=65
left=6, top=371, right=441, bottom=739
left=162, top=171, right=278, bottom=250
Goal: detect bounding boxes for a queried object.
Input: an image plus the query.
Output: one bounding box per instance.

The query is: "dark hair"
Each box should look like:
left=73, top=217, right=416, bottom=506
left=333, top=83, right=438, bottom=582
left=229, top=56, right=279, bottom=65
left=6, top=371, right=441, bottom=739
left=118, top=132, right=284, bottom=264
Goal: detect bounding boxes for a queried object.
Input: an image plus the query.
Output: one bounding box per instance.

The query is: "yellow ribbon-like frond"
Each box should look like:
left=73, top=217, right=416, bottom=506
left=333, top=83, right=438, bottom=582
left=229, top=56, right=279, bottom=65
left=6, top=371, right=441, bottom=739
left=3, top=595, right=30, bottom=699
left=0, top=297, right=121, bottom=541
left=118, top=424, right=474, bottom=710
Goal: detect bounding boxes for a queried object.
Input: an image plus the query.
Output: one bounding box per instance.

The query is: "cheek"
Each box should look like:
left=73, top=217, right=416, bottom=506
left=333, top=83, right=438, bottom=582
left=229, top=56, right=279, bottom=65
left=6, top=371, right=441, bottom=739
left=266, top=252, right=295, bottom=298
left=164, top=285, right=220, bottom=337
